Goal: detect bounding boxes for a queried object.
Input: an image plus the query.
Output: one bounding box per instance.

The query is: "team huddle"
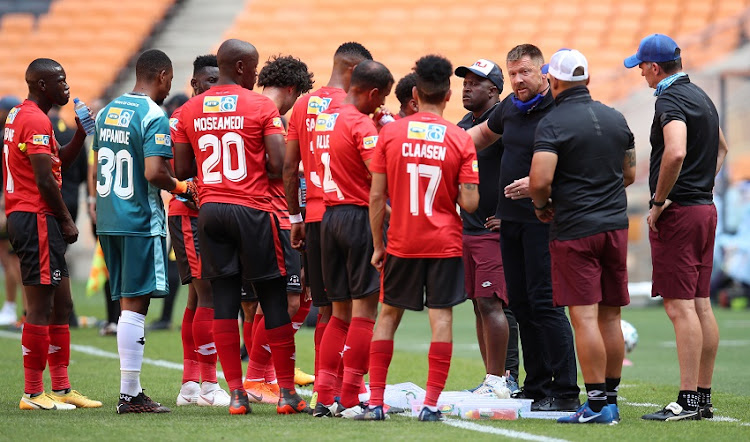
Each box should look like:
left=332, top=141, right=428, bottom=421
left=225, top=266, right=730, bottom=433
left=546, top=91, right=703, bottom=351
left=5, top=32, right=725, bottom=424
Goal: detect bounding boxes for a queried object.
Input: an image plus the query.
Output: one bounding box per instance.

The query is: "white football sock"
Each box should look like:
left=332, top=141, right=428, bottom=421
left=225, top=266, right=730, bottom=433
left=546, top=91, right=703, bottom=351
left=118, top=310, right=146, bottom=396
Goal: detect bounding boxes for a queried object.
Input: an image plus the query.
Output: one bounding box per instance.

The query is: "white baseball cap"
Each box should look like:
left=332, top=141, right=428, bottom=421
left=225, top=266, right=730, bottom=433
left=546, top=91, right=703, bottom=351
left=547, top=49, right=589, bottom=82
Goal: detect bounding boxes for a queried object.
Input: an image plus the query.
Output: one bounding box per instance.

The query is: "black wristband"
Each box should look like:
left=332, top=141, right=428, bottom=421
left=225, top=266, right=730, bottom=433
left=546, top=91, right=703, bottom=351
left=649, top=198, right=665, bottom=208
left=533, top=200, right=551, bottom=211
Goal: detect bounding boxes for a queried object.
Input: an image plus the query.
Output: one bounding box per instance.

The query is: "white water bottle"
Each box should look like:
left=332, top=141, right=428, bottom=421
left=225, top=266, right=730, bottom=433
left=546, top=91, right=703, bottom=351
left=73, top=98, right=95, bottom=135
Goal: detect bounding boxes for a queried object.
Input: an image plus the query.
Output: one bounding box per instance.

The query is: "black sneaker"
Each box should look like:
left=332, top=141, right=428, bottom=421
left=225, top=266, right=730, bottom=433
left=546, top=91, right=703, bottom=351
left=642, top=402, right=700, bottom=421
left=699, top=403, right=713, bottom=419
left=228, top=389, right=251, bottom=415
left=532, top=396, right=581, bottom=412
left=277, top=390, right=311, bottom=415
left=313, top=400, right=345, bottom=418
left=352, top=405, right=387, bottom=421
left=418, top=407, right=444, bottom=421
left=116, top=391, right=171, bottom=414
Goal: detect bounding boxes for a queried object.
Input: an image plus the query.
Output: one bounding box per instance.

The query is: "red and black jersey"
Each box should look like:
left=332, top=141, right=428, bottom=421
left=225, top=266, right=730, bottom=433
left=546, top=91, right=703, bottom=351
left=168, top=105, right=199, bottom=217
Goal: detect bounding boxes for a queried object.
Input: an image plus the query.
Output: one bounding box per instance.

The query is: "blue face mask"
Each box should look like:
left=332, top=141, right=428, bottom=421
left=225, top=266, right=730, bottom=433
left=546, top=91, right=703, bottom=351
left=511, top=92, right=545, bottom=113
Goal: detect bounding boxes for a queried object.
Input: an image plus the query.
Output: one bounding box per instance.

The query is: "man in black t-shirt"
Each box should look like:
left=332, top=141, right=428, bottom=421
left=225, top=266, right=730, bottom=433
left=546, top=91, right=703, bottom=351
left=530, top=49, right=636, bottom=424
left=455, top=59, right=520, bottom=398
left=624, top=34, right=728, bottom=422
left=467, top=44, right=580, bottom=412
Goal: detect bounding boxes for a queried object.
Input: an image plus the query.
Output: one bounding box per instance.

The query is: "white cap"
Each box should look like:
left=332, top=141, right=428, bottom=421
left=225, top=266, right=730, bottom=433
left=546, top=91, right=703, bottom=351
left=547, top=49, right=589, bottom=82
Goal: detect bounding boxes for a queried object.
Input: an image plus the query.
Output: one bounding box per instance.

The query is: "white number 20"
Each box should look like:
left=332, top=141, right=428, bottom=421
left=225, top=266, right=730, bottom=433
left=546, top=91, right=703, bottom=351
left=407, top=163, right=441, bottom=216
left=198, top=133, right=247, bottom=184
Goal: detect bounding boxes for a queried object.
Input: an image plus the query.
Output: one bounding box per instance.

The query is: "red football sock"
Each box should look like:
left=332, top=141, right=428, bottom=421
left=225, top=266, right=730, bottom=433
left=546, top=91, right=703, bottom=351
left=181, top=308, right=199, bottom=384
left=317, top=315, right=349, bottom=405
left=48, top=324, right=71, bottom=391
left=424, top=342, right=452, bottom=407
left=213, top=319, right=243, bottom=392
left=264, top=363, right=276, bottom=383
left=193, top=307, right=217, bottom=384
left=314, top=314, right=327, bottom=380
left=266, top=323, right=296, bottom=391
left=333, top=356, right=344, bottom=399
left=22, top=323, right=49, bottom=394
left=368, top=340, right=394, bottom=407
left=245, top=316, right=271, bottom=380
left=291, top=295, right=312, bottom=331
left=340, top=317, right=375, bottom=408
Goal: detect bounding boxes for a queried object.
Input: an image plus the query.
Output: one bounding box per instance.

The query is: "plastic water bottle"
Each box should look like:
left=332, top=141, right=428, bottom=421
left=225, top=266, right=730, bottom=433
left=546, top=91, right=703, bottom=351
left=73, top=98, right=96, bottom=135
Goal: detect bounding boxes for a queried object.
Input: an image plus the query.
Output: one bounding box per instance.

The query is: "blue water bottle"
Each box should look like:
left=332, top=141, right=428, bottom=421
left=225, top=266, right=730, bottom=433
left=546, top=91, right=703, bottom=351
left=73, top=98, right=95, bottom=135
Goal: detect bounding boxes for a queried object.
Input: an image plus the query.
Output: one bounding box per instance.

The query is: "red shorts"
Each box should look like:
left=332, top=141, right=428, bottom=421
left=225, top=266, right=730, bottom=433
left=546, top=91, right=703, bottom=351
left=462, top=233, right=507, bottom=305
left=549, top=229, right=629, bottom=307
left=169, top=215, right=201, bottom=284
left=649, top=203, right=716, bottom=300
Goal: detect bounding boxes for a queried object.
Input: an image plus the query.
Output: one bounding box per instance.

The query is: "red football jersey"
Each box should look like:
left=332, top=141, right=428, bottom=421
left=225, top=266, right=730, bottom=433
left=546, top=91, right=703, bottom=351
left=172, top=84, right=285, bottom=211
left=287, top=86, right=346, bottom=222
left=3, top=100, right=62, bottom=216
left=314, top=103, right=377, bottom=207
left=370, top=112, right=479, bottom=258
left=168, top=105, right=199, bottom=217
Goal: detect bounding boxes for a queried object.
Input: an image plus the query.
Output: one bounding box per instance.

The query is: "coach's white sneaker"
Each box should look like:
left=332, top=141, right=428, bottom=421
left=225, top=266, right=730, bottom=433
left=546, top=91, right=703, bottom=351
left=473, top=374, right=511, bottom=399
left=176, top=381, right=200, bottom=406
left=0, top=302, right=17, bottom=326
left=197, top=382, right=231, bottom=407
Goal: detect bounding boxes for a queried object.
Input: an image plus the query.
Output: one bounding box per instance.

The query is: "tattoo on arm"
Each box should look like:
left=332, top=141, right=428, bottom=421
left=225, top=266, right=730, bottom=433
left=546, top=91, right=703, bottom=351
left=462, top=183, right=477, bottom=190
left=626, top=149, right=636, bottom=167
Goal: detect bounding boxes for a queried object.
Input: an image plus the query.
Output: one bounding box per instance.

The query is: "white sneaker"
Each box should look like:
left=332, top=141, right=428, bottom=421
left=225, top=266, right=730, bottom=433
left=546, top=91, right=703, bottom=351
left=0, top=303, right=17, bottom=326
left=341, top=403, right=367, bottom=419
left=473, top=374, right=511, bottom=399
left=176, top=381, right=200, bottom=406
left=197, top=382, right=231, bottom=407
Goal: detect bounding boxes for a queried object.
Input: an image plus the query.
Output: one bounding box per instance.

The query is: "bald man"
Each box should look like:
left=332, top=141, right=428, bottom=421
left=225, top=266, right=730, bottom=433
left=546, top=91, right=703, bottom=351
left=174, top=38, right=310, bottom=415
left=5, top=58, right=101, bottom=410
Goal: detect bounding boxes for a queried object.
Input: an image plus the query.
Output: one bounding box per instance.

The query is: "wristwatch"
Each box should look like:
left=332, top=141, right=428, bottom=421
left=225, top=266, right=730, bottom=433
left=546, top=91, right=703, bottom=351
left=649, top=198, right=665, bottom=208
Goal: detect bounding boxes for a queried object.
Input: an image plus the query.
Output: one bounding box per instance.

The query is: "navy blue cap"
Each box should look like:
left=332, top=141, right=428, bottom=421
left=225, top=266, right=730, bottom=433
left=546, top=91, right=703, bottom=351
left=0, top=95, right=21, bottom=111
left=624, top=34, right=680, bottom=68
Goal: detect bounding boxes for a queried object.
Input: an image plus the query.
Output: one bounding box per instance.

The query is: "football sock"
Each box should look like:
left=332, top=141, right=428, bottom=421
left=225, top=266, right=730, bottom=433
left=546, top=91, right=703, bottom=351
left=118, top=310, right=146, bottom=396
left=181, top=308, right=199, bottom=384
left=264, top=364, right=276, bottom=384
left=266, top=322, right=296, bottom=391
left=22, top=323, right=49, bottom=395
left=213, top=318, right=243, bottom=392
left=333, top=357, right=344, bottom=399
left=246, top=316, right=271, bottom=380
left=605, top=377, right=620, bottom=405
left=425, top=342, right=452, bottom=407
left=368, top=340, right=393, bottom=407
left=316, top=315, right=349, bottom=405
left=585, top=383, right=607, bottom=412
left=291, top=295, right=312, bottom=331
left=698, top=387, right=712, bottom=406
left=340, top=317, right=375, bottom=408
left=677, top=390, right=699, bottom=411
left=242, top=319, right=253, bottom=361
left=314, top=314, right=327, bottom=380
left=48, top=324, right=71, bottom=391
left=193, top=307, right=217, bottom=384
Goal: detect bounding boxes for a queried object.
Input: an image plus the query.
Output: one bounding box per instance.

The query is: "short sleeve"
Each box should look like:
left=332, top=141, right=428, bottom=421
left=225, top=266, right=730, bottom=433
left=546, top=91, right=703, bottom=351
left=458, top=134, right=479, bottom=184
left=143, top=114, right=173, bottom=159
left=92, top=109, right=104, bottom=152
left=22, top=115, right=54, bottom=156
left=354, top=117, right=379, bottom=163
left=286, top=98, right=305, bottom=141
left=369, top=124, right=389, bottom=174
left=261, top=98, right=285, bottom=137
left=486, top=97, right=506, bottom=135
left=533, top=117, right=559, bottom=154
left=171, top=106, right=190, bottom=144
left=655, top=95, right=686, bottom=128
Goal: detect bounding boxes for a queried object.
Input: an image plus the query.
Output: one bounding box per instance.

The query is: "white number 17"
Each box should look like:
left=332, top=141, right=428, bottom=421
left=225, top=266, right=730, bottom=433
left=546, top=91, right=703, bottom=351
left=407, top=163, right=441, bottom=216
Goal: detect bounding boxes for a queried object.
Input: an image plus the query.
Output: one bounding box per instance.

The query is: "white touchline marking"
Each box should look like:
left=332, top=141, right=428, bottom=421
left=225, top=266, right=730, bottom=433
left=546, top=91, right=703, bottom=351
left=625, top=402, right=661, bottom=407
left=443, top=420, right=570, bottom=442
left=711, top=416, right=739, bottom=423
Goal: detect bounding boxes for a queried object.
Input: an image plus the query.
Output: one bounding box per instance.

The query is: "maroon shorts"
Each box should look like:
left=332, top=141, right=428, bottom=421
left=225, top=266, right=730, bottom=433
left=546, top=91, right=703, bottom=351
left=649, top=203, right=716, bottom=300
left=462, top=233, right=507, bottom=305
left=549, top=229, right=629, bottom=307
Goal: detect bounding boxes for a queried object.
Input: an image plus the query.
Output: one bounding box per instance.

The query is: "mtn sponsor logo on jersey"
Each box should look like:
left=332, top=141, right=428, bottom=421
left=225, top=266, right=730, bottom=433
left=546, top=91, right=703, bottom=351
left=169, top=117, right=179, bottom=131
left=472, top=160, right=479, bottom=172
left=104, top=108, right=135, bottom=128
left=155, top=134, right=171, bottom=146
left=32, top=134, right=50, bottom=146
left=202, top=95, right=238, bottom=113
left=407, top=121, right=446, bottom=143
left=5, top=107, right=19, bottom=124
left=307, top=96, right=332, bottom=115
left=363, top=135, right=378, bottom=150
left=315, top=113, right=338, bottom=132
left=272, top=117, right=283, bottom=128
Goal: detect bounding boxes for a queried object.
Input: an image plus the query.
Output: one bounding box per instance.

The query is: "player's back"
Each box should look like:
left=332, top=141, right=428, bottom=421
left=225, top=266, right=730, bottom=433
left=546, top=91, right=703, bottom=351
left=174, top=84, right=284, bottom=211
left=372, top=112, right=478, bottom=258
left=94, top=93, right=172, bottom=237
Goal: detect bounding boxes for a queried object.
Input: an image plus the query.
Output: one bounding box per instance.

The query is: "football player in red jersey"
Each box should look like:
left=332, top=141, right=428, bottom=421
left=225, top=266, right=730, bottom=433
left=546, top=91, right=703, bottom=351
left=170, top=54, right=232, bottom=408
left=243, top=54, right=315, bottom=403
left=311, top=60, right=393, bottom=417
left=282, top=42, right=372, bottom=399
left=353, top=55, right=480, bottom=421
left=4, top=58, right=101, bottom=410
left=394, top=73, right=419, bottom=119
left=173, top=39, right=308, bottom=415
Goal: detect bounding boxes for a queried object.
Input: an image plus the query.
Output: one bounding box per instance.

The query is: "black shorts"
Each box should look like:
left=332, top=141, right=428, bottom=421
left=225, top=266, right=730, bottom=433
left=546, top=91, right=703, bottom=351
left=321, top=205, right=379, bottom=301
left=7, top=212, right=69, bottom=286
left=304, top=221, right=330, bottom=307
left=198, top=203, right=286, bottom=284
left=381, top=254, right=465, bottom=311
left=279, top=229, right=302, bottom=294
left=169, top=215, right=202, bottom=284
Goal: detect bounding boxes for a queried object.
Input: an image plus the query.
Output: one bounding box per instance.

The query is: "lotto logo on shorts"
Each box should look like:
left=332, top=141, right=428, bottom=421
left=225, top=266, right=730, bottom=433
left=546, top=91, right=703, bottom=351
left=104, top=108, right=135, bottom=128
left=315, top=113, right=339, bottom=132
left=472, top=160, right=479, bottom=172
left=407, top=121, right=446, bottom=143
left=155, top=134, right=171, bottom=145
left=5, top=107, right=19, bottom=124
left=202, top=95, right=238, bottom=113
left=169, top=117, right=179, bottom=130
left=363, top=135, right=378, bottom=150
left=32, top=134, right=50, bottom=145
left=272, top=117, right=283, bottom=128
left=307, top=96, right=332, bottom=115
